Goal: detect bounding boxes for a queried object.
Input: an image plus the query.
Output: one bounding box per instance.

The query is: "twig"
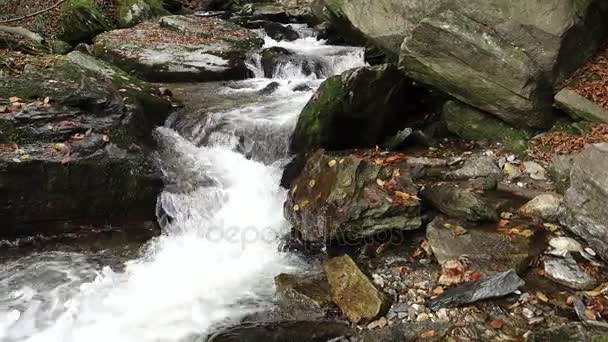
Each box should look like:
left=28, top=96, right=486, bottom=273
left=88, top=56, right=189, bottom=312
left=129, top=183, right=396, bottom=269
left=0, top=0, right=68, bottom=24
left=0, top=25, right=44, bottom=43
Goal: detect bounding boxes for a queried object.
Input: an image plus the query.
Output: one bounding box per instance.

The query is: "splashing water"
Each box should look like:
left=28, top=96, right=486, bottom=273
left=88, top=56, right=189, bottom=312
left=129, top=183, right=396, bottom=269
left=0, top=29, right=365, bottom=342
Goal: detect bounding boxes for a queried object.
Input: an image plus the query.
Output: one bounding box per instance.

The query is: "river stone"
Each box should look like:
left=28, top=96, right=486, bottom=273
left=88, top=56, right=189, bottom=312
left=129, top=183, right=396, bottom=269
left=443, top=101, right=532, bottom=153
left=426, top=216, right=533, bottom=274
left=238, top=19, right=300, bottom=41
left=523, top=161, right=548, bottom=181
left=290, top=64, right=422, bottom=154
left=518, top=193, right=563, bottom=221
left=444, top=156, right=502, bottom=180
left=0, top=52, right=171, bottom=237
left=324, top=255, right=391, bottom=323
left=92, top=16, right=263, bottom=82
left=428, top=270, right=525, bottom=311
left=421, top=183, right=499, bottom=222
left=284, top=150, right=421, bottom=242
left=319, top=0, right=608, bottom=128
left=544, top=256, right=597, bottom=290
left=274, top=272, right=332, bottom=320
left=555, top=88, right=608, bottom=123
left=559, top=143, right=608, bottom=262
left=207, top=321, right=354, bottom=342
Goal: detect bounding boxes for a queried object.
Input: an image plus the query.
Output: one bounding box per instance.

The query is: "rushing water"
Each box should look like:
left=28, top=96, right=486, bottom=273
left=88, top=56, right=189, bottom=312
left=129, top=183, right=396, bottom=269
left=0, top=26, right=365, bottom=342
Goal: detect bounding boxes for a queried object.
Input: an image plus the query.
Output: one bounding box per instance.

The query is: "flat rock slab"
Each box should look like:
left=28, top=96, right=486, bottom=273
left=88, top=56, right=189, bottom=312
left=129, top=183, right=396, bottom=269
left=421, top=183, right=499, bottom=222
left=324, top=255, right=391, bottom=323
left=544, top=256, right=597, bottom=290
left=274, top=272, right=332, bottom=320
left=428, top=270, right=524, bottom=311
left=426, top=216, right=533, bottom=274
left=555, top=88, right=608, bottom=123
left=93, top=16, right=263, bottom=82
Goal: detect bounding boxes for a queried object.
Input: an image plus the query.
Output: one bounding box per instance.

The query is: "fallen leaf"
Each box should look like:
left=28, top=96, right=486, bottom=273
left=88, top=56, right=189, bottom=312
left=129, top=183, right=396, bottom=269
left=432, top=286, right=444, bottom=296
left=419, top=330, right=435, bottom=338
left=43, top=96, right=51, bottom=104
left=451, top=226, right=468, bottom=237
left=394, top=191, right=420, bottom=201
left=467, top=271, right=482, bottom=282
left=376, top=179, right=385, bottom=187
left=536, top=291, right=549, bottom=302
left=327, top=160, right=336, bottom=167
left=584, top=309, right=597, bottom=321
left=308, top=179, right=316, bottom=188
left=488, top=319, right=504, bottom=329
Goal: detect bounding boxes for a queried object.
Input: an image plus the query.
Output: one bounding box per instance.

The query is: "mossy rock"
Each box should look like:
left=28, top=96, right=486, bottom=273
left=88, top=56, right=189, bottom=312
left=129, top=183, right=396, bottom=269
left=443, top=100, right=534, bottom=154
left=117, top=0, right=170, bottom=28
left=59, top=0, right=113, bottom=45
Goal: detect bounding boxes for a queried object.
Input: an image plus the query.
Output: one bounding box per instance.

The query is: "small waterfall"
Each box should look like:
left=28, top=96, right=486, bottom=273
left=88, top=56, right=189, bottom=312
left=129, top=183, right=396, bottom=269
left=0, top=22, right=366, bottom=342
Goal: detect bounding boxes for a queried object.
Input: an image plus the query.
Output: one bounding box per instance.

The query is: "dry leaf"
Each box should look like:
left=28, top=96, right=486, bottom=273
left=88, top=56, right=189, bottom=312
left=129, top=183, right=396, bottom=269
left=394, top=191, right=420, bottom=201
left=376, top=179, right=385, bottom=187
left=488, top=319, right=504, bottom=329
left=419, top=330, right=435, bottom=338
left=536, top=291, right=549, bottom=302
left=327, top=160, right=336, bottom=167
left=308, top=179, right=316, bottom=188
left=9, top=96, right=20, bottom=103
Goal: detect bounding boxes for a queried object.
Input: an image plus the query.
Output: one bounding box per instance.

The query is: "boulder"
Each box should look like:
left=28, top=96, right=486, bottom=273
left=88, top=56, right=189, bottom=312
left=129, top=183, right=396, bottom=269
left=284, top=150, right=421, bottom=242
left=290, top=64, right=425, bottom=154
left=421, top=183, right=499, bottom=222
left=518, top=193, right=562, bottom=221
left=559, top=143, right=608, bottom=261
left=319, top=0, right=608, bottom=128
left=323, top=255, right=391, bottom=323
left=116, top=0, right=169, bottom=28
left=426, top=216, right=534, bottom=274
left=0, top=52, right=171, bottom=237
left=443, top=101, right=533, bottom=153
left=93, top=16, right=263, bottom=82
left=274, top=272, right=332, bottom=320
left=555, top=88, right=608, bottom=123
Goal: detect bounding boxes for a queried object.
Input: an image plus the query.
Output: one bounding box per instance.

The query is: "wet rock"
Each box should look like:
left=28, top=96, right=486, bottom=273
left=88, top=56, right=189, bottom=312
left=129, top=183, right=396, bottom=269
left=523, top=161, right=548, bottom=181
left=292, top=83, right=313, bottom=92
left=284, top=150, right=421, bottom=242
left=543, top=256, right=596, bottom=290
left=428, top=270, right=524, bottom=310
left=555, top=88, right=608, bottom=123
left=518, top=193, right=562, bottom=221
left=0, top=53, right=171, bottom=237
left=421, top=183, right=499, bottom=222
left=426, top=216, right=533, bottom=274
left=324, top=255, right=391, bottom=323
left=559, top=143, right=608, bottom=261
left=207, top=321, right=354, bottom=342
left=445, top=156, right=502, bottom=180
left=274, top=272, right=332, bottom=320
left=382, top=128, right=413, bottom=151
left=93, top=16, right=263, bottom=82
left=290, top=64, right=430, bottom=154
left=239, top=20, right=300, bottom=41
left=527, top=322, right=608, bottom=342
left=443, top=101, right=532, bottom=153
left=258, top=81, right=281, bottom=95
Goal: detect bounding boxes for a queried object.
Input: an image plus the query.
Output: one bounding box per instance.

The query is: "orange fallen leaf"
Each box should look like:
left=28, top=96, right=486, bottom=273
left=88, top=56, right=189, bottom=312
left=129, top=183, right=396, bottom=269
left=394, top=191, right=420, bottom=201
left=488, top=319, right=504, bottom=329
left=419, top=330, right=435, bottom=338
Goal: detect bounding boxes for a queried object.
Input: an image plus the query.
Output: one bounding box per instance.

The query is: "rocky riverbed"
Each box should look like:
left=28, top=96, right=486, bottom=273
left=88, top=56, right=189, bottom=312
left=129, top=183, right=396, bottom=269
left=2, top=0, right=608, bottom=341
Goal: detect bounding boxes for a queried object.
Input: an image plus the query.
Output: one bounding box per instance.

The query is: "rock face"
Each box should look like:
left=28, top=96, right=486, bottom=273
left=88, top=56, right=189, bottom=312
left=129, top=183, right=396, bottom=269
left=319, top=0, right=608, bottom=128
left=421, top=183, right=499, bottom=222
left=290, top=64, right=426, bottom=154
left=555, top=88, right=608, bottom=123
left=284, top=150, right=421, bottom=242
left=443, top=101, right=532, bottom=153
left=323, top=255, right=390, bottom=323
left=0, top=52, right=171, bottom=237
left=426, top=217, right=533, bottom=274
left=93, top=16, right=263, bottom=82
left=559, top=143, right=608, bottom=262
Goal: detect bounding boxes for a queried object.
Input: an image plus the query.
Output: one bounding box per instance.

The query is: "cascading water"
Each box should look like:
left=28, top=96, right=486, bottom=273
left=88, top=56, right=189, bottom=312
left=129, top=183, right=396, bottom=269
left=0, top=25, right=365, bottom=342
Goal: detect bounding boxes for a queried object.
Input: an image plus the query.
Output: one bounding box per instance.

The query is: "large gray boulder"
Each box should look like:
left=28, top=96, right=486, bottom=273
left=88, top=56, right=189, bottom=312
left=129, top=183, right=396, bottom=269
left=93, top=15, right=263, bottom=82
left=317, top=0, right=608, bottom=128
left=559, top=143, right=608, bottom=262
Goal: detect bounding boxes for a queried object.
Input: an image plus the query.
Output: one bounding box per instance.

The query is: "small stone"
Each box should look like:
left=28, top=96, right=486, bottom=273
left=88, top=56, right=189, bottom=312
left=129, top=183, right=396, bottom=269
left=397, top=312, right=408, bottom=319
left=522, top=308, right=535, bottom=319
left=436, top=308, right=449, bottom=321
left=518, top=193, right=562, bottom=221
left=503, top=163, right=522, bottom=180
left=523, top=161, right=547, bottom=180
left=392, top=303, right=409, bottom=313
left=416, top=313, right=429, bottom=322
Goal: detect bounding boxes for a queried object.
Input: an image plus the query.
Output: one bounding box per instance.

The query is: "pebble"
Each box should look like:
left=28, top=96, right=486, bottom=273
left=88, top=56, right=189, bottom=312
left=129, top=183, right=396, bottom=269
left=528, top=317, right=544, bottom=325
left=522, top=308, right=535, bottom=319
left=366, top=317, right=387, bottom=329
left=397, top=312, right=408, bottom=319
left=416, top=313, right=429, bottom=322
left=523, top=161, right=548, bottom=180
left=392, top=302, right=409, bottom=313
left=436, top=308, right=449, bottom=321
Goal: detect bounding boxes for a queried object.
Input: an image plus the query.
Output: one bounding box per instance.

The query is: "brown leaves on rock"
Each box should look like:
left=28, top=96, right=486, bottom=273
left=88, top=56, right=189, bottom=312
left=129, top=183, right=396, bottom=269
left=564, top=42, right=608, bottom=109
left=527, top=123, right=608, bottom=161
left=0, top=49, right=64, bottom=77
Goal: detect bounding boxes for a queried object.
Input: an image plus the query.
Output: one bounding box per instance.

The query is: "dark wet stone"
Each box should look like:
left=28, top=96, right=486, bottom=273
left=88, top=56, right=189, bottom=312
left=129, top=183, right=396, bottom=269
left=274, top=272, right=332, bottom=320
left=527, top=322, right=608, bottom=342
left=206, top=321, right=354, bottom=342
left=361, top=322, right=451, bottom=342
left=292, top=83, right=313, bottom=92
left=238, top=19, right=300, bottom=41
left=258, top=82, right=281, bottom=96
left=421, top=183, right=499, bottom=222
left=383, top=128, right=413, bottom=151
left=428, top=270, right=524, bottom=310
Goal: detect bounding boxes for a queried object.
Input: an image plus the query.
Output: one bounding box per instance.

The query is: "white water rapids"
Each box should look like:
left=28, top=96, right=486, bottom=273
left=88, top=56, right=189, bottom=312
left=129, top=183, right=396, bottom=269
left=0, top=27, right=365, bottom=342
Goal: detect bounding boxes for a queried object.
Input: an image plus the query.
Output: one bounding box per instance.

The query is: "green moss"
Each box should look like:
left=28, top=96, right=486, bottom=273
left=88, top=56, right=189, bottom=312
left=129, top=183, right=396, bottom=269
left=444, top=101, right=534, bottom=154
left=550, top=118, right=594, bottom=135
left=59, top=0, right=112, bottom=45
left=290, top=76, right=345, bottom=153
left=116, top=0, right=169, bottom=28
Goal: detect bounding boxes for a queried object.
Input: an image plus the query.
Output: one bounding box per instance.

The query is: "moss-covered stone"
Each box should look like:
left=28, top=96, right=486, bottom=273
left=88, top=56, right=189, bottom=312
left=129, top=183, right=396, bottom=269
left=117, top=0, right=169, bottom=28
left=59, top=0, right=113, bottom=45
left=443, top=101, right=534, bottom=154
left=290, top=64, right=422, bottom=154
